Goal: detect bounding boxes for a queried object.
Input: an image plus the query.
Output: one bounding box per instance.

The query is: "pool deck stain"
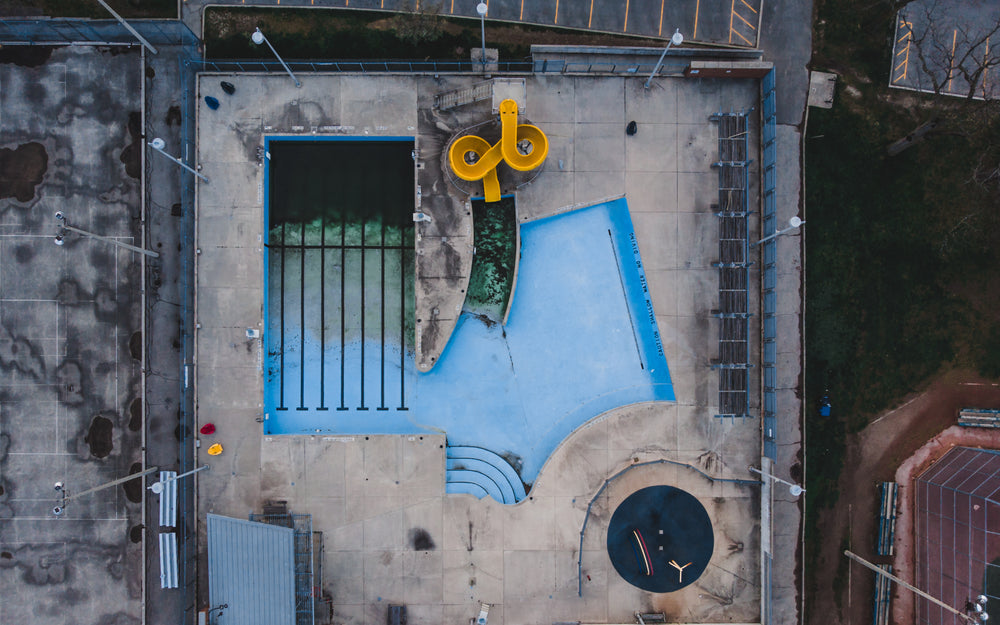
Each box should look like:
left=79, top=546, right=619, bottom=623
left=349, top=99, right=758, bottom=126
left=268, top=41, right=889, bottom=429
left=192, top=59, right=792, bottom=625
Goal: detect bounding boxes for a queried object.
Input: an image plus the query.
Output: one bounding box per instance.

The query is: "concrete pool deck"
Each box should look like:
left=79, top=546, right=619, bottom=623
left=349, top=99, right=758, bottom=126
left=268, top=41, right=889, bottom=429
left=194, top=69, right=770, bottom=623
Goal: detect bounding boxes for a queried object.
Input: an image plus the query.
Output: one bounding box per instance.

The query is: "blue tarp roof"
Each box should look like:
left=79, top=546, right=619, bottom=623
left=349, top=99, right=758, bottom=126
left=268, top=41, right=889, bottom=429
left=207, top=514, right=296, bottom=625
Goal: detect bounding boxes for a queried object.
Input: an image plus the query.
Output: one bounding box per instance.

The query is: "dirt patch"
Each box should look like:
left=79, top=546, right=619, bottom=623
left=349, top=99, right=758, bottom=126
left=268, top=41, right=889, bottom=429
left=128, top=398, right=143, bottom=432
left=0, top=142, right=48, bottom=202
left=128, top=331, right=142, bottom=361
left=165, top=105, right=182, bottom=127
left=0, top=46, right=54, bottom=67
left=123, top=462, right=143, bottom=503
left=808, top=370, right=1000, bottom=625
left=85, top=415, right=114, bottom=459
left=118, top=111, right=142, bottom=179
left=408, top=528, right=435, bottom=551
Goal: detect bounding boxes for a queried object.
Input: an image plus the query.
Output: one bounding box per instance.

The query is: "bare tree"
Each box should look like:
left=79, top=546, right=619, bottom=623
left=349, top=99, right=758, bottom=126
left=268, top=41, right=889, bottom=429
left=901, top=0, right=1000, bottom=100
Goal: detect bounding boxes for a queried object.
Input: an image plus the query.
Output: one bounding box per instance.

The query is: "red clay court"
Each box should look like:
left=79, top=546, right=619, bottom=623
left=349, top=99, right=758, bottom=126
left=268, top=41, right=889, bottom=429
left=915, top=446, right=1000, bottom=625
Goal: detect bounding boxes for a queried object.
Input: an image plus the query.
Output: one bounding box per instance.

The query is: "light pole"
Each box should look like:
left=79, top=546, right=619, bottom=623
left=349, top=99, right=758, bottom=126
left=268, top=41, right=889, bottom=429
left=749, top=465, right=805, bottom=497
left=476, top=3, right=489, bottom=72
left=756, top=215, right=805, bottom=246
left=148, top=465, right=210, bottom=494
left=54, top=212, right=160, bottom=259
left=53, top=466, right=159, bottom=516
left=94, top=0, right=157, bottom=54
left=645, top=29, right=684, bottom=89
left=845, top=550, right=987, bottom=623
left=148, top=137, right=209, bottom=183
left=252, top=27, right=301, bottom=88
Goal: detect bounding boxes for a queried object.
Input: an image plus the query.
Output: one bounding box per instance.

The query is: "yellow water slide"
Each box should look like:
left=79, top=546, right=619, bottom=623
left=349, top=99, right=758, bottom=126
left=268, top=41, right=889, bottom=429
left=448, top=99, right=548, bottom=202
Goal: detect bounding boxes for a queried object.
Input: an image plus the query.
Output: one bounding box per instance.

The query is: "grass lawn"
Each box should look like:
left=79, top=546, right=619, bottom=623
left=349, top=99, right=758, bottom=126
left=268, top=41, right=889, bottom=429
left=5, top=0, right=174, bottom=18
left=204, top=7, right=663, bottom=60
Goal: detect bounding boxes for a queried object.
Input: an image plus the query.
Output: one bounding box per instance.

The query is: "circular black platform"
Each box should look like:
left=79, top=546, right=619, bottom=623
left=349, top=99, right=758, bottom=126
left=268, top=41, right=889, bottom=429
left=607, top=485, right=713, bottom=592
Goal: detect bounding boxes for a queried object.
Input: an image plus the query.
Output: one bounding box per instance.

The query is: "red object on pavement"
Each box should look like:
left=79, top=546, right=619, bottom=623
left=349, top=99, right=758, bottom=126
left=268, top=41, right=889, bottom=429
left=200, top=423, right=216, bottom=435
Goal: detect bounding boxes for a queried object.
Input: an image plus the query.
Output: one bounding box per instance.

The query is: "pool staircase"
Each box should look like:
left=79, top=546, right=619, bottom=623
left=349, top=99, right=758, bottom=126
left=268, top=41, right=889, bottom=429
left=445, top=445, right=527, bottom=504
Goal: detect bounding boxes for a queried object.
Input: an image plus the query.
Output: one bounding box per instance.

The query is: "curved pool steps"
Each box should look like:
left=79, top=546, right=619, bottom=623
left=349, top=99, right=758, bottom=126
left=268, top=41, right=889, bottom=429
left=445, top=481, right=491, bottom=500
left=446, top=458, right=516, bottom=504
left=446, top=445, right=527, bottom=504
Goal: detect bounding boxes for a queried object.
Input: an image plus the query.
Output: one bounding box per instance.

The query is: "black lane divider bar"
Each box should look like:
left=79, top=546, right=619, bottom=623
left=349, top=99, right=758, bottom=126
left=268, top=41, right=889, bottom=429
left=277, top=221, right=287, bottom=411
left=378, top=221, right=388, bottom=411
left=358, top=216, right=368, bottom=411
left=338, top=212, right=348, bottom=411
left=298, top=221, right=307, bottom=410
left=398, top=245, right=407, bottom=411
left=318, top=212, right=328, bottom=411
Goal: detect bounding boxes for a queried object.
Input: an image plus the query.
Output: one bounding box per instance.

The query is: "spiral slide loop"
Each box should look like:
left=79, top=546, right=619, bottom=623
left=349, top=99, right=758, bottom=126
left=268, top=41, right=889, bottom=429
left=448, top=99, right=548, bottom=202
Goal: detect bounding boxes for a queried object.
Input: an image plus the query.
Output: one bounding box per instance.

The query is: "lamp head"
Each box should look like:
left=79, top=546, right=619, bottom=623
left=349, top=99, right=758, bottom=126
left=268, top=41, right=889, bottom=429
left=670, top=29, right=684, bottom=46
left=789, top=216, right=804, bottom=228
left=476, top=2, right=488, bottom=16
left=251, top=29, right=265, bottom=45
left=150, top=137, right=166, bottom=150
left=149, top=481, right=164, bottom=495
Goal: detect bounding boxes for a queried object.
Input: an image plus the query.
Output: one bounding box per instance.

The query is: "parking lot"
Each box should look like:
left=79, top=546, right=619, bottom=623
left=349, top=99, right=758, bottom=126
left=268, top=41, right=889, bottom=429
left=182, top=0, right=763, bottom=47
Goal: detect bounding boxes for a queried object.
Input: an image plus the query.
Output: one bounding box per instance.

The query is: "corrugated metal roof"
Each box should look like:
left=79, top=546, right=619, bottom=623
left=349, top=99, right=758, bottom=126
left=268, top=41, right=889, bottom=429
left=208, top=514, right=296, bottom=625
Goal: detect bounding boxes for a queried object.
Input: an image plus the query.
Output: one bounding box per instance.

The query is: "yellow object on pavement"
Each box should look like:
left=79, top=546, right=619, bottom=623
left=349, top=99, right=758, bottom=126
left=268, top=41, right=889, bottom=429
left=207, top=443, right=223, bottom=456
left=448, top=99, right=548, bottom=202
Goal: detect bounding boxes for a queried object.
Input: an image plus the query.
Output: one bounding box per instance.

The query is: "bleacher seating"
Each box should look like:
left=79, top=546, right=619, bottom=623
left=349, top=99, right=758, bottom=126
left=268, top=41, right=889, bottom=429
left=710, top=110, right=753, bottom=420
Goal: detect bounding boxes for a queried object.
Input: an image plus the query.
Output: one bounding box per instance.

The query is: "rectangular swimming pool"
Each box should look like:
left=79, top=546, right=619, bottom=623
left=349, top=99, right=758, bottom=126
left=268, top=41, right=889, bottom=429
left=264, top=138, right=415, bottom=418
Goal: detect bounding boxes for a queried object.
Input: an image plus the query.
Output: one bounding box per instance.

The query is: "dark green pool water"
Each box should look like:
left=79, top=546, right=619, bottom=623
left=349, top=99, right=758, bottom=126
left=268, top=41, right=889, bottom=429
left=265, top=139, right=416, bottom=414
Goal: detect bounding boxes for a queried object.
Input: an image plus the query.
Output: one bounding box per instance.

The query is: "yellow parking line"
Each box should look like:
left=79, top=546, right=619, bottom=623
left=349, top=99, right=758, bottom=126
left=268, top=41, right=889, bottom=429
left=555, top=0, right=559, bottom=23
left=947, top=28, right=957, bottom=91
left=658, top=0, right=664, bottom=36
left=450, top=0, right=454, bottom=13
left=731, top=29, right=752, bottom=45
left=589, top=0, right=595, bottom=28
left=984, top=39, right=991, bottom=96
left=740, top=0, right=757, bottom=14
left=728, top=0, right=735, bottom=44
left=624, top=0, right=630, bottom=31
left=733, top=11, right=754, bottom=29
left=693, top=0, right=700, bottom=39
left=520, top=0, right=524, bottom=20
left=893, top=20, right=912, bottom=83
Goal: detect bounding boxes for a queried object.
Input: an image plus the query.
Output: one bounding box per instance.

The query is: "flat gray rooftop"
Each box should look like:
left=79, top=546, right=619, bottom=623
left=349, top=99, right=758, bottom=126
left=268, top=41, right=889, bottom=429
left=193, top=69, right=773, bottom=625
left=0, top=46, right=144, bottom=625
